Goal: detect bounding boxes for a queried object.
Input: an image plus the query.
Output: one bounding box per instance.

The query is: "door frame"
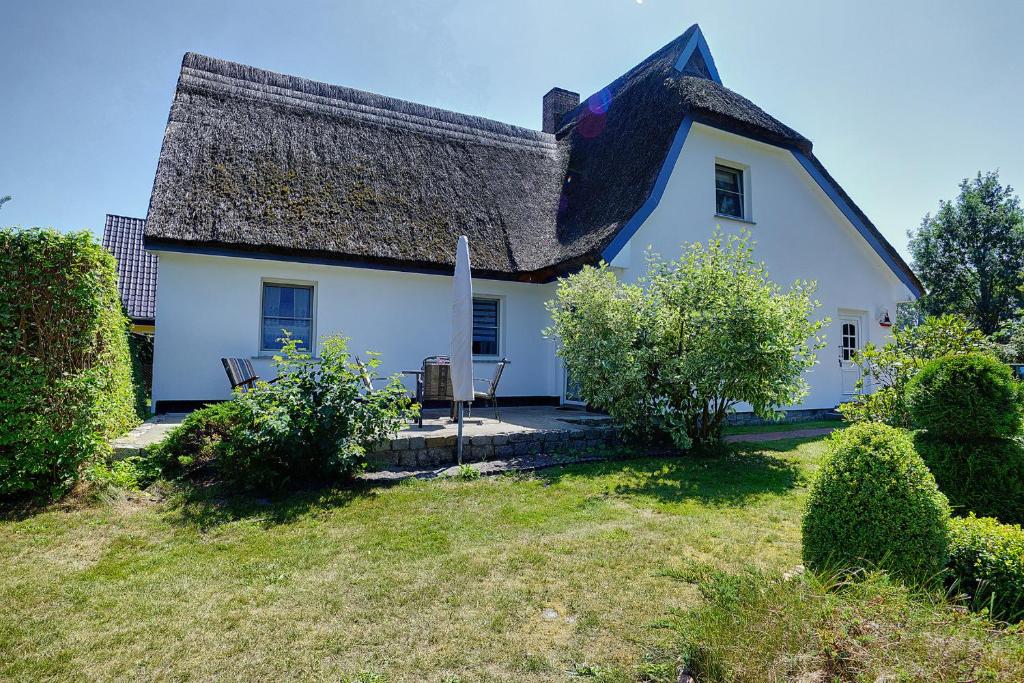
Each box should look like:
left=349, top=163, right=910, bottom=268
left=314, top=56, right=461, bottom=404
left=838, top=309, right=867, bottom=396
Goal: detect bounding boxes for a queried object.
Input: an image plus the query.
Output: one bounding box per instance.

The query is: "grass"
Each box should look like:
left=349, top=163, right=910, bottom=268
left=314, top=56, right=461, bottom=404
left=675, top=566, right=1024, bottom=681
left=722, top=419, right=844, bottom=436
left=1, top=433, right=1020, bottom=681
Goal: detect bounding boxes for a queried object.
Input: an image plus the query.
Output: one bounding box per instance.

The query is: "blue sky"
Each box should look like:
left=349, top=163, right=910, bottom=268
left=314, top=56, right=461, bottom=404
left=2, top=0, right=1021, bottom=260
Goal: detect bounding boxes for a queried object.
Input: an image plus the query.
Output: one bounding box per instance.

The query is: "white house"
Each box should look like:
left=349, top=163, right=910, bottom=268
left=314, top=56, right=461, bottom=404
left=144, top=25, right=920, bottom=414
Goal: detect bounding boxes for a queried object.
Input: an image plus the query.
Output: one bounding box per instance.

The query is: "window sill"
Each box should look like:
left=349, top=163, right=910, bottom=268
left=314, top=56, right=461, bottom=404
left=714, top=213, right=757, bottom=226
left=473, top=356, right=502, bottom=363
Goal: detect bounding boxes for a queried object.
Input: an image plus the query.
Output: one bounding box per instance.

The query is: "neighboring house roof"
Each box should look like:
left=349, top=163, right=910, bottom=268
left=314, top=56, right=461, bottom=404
left=144, top=24, right=921, bottom=293
left=102, top=214, right=158, bottom=323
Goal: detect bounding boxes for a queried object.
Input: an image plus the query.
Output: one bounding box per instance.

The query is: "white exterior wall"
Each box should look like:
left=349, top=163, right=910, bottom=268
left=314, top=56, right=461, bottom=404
left=609, top=123, right=914, bottom=409
left=151, top=122, right=914, bottom=412
left=150, top=252, right=561, bottom=406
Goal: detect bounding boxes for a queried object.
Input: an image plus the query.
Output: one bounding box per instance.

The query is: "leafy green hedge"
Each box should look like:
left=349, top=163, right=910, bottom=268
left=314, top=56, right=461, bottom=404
left=0, top=228, right=141, bottom=497
left=802, top=422, right=951, bottom=583
left=948, top=514, right=1024, bottom=622
left=915, top=437, right=1024, bottom=524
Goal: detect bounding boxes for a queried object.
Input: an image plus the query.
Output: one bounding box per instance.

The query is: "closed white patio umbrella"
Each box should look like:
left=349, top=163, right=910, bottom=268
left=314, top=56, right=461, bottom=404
left=451, top=235, right=474, bottom=464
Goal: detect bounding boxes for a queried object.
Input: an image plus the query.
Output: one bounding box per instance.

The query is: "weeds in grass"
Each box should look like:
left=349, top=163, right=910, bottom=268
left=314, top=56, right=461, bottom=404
left=670, top=566, right=1024, bottom=682
left=452, top=464, right=481, bottom=481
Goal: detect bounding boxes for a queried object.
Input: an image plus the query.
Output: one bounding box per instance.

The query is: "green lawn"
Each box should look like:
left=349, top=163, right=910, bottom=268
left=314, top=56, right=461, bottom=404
left=1, top=435, right=1018, bottom=681
left=722, top=418, right=844, bottom=436
left=0, top=438, right=817, bottom=681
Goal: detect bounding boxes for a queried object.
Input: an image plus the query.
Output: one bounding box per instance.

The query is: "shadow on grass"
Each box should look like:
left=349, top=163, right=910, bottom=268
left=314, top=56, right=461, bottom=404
left=535, top=444, right=805, bottom=507
left=163, top=477, right=378, bottom=531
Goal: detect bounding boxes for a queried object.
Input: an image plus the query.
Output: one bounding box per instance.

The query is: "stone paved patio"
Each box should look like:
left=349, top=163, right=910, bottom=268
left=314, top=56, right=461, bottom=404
left=366, top=406, right=618, bottom=469
left=111, top=413, right=189, bottom=458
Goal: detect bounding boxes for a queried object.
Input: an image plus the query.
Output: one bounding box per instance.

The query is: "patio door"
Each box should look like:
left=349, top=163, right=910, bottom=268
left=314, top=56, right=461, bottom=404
left=839, top=314, right=863, bottom=395
left=563, top=366, right=585, bottom=406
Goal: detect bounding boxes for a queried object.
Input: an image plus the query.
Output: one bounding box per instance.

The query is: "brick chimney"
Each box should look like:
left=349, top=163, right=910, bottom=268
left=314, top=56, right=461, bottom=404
left=542, top=87, right=580, bottom=134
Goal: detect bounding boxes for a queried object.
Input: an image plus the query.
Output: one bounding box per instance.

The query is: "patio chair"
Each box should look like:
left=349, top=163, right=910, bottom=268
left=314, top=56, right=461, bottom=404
left=416, top=355, right=453, bottom=427
left=473, top=358, right=510, bottom=421
left=221, top=357, right=276, bottom=392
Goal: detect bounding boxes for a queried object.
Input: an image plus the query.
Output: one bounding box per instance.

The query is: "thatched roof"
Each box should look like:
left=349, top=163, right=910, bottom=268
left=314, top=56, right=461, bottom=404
left=144, top=25, right=920, bottom=290
left=102, top=214, right=157, bottom=323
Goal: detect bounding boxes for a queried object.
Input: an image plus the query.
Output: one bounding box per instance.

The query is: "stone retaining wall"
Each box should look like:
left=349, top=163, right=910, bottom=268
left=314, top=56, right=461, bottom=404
left=367, top=425, right=620, bottom=469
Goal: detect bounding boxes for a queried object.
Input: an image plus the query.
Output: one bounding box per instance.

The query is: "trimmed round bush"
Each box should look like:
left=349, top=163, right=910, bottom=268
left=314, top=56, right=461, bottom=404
left=948, top=514, right=1024, bottom=621
left=907, top=353, right=1021, bottom=440
left=915, top=436, right=1024, bottom=524
left=802, top=422, right=951, bottom=583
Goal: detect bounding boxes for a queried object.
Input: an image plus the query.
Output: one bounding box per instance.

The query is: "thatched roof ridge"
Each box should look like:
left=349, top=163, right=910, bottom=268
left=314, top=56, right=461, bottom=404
left=145, top=27, right=918, bottom=291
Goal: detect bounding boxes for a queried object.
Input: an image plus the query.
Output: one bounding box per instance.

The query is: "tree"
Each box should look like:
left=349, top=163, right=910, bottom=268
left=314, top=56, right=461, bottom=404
left=545, top=230, right=826, bottom=449
left=0, top=195, right=10, bottom=210
left=909, top=171, right=1024, bottom=334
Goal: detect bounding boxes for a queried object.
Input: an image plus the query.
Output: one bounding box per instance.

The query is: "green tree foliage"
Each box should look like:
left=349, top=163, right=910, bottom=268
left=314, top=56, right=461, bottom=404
left=0, top=195, right=11, bottom=210
left=909, top=171, right=1024, bottom=334
left=0, top=228, right=141, bottom=498
left=948, top=514, right=1024, bottom=622
left=802, top=423, right=951, bottom=583
left=546, top=230, right=826, bottom=448
left=838, top=314, right=992, bottom=427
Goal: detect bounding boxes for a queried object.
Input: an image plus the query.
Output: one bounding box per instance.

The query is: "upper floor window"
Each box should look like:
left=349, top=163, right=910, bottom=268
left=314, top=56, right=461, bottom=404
left=715, top=164, right=745, bottom=219
left=473, top=297, right=500, bottom=356
left=261, top=282, right=314, bottom=352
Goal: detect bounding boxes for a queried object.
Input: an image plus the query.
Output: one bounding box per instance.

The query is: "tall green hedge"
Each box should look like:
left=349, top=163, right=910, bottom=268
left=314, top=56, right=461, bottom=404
left=0, top=228, right=141, bottom=497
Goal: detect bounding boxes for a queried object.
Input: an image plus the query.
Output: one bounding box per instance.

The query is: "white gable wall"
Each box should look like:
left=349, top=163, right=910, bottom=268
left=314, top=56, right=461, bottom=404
left=150, top=251, right=561, bottom=407
left=610, top=123, right=914, bottom=409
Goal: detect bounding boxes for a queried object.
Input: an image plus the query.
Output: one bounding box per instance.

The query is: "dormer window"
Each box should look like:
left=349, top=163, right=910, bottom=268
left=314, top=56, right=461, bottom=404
left=715, top=164, right=745, bottom=219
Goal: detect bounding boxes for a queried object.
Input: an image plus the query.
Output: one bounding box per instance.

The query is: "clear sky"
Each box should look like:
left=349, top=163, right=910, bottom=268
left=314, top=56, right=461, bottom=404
left=2, top=0, right=1021, bottom=260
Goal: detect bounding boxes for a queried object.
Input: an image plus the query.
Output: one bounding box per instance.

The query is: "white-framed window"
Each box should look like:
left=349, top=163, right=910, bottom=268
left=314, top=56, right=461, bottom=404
left=840, top=320, right=859, bottom=361
left=472, top=297, right=500, bottom=356
left=260, top=281, right=315, bottom=353
left=715, top=163, right=745, bottom=219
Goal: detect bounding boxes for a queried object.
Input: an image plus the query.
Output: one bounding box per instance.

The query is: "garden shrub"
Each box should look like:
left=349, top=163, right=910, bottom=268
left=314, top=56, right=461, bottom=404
left=915, top=437, right=1024, bottom=523
left=145, top=400, right=245, bottom=478
left=222, top=336, right=416, bottom=490
left=0, top=228, right=141, bottom=498
left=948, top=514, right=1024, bottom=622
left=546, top=229, right=825, bottom=448
left=802, top=423, right=951, bottom=583
left=907, top=353, right=1022, bottom=440
left=150, top=336, right=416, bottom=491
left=838, top=314, right=992, bottom=428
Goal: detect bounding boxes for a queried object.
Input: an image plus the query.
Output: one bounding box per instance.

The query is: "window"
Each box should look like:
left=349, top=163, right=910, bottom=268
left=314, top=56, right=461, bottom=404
left=473, top=298, right=500, bottom=356
left=715, top=164, right=744, bottom=219
left=840, top=321, right=859, bottom=361
left=261, top=282, right=314, bottom=352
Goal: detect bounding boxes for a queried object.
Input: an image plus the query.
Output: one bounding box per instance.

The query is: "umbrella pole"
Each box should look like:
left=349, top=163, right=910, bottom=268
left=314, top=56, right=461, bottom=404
left=456, top=402, right=464, bottom=465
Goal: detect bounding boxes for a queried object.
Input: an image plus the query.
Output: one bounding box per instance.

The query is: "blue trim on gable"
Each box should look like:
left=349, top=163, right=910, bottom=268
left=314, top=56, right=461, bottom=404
left=672, top=27, right=722, bottom=85
left=597, top=117, right=922, bottom=298
left=601, top=116, right=694, bottom=263
left=790, top=150, right=923, bottom=297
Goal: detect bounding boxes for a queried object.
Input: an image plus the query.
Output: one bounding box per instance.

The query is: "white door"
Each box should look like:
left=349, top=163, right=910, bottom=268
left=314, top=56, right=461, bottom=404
left=839, top=316, right=862, bottom=395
